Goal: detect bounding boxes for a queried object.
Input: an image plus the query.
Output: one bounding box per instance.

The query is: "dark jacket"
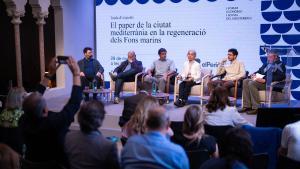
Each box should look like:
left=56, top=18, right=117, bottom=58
left=255, top=60, right=286, bottom=92
left=113, top=60, right=143, bottom=74
left=255, top=60, right=286, bottom=82
left=65, top=130, right=120, bottom=169
left=19, top=84, right=82, bottom=166
left=119, top=92, right=147, bottom=127
left=78, top=58, right=104, bottom=75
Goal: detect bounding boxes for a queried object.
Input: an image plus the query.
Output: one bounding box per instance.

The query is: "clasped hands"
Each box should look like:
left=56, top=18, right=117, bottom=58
left=176, top=75, right=194, bottom=82
left=80, top=71, right=104, bottom=80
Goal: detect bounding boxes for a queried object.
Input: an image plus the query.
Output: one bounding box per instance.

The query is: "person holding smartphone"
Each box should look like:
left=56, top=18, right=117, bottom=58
left=78, top=47, right=104, bottom=101
left=208, top=48, right=245, bottom=92
left=19, top=57, right=82, bottom=167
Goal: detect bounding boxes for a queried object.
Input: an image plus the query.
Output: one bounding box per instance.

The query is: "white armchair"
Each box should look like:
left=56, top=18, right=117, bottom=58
left=174, top=68, right=212, bottom=104
left=109, top=70, right=145, bottom=97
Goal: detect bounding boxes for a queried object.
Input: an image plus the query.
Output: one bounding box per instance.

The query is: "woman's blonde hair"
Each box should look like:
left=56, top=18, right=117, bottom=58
left=5, top=87, right=26, bottom=110
left=127, top=96, right=159, bottom=135
left=183, top=105, right=205, bottom=144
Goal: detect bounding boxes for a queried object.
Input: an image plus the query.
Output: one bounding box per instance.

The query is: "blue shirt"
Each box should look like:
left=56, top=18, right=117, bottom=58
left=121, top=131, right=189, bottom=169
left=84, top=58, right=95, bottom=78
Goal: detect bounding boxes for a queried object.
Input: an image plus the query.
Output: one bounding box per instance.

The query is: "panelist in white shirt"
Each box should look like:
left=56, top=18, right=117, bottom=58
left=174, top=50, right=201, bottom=107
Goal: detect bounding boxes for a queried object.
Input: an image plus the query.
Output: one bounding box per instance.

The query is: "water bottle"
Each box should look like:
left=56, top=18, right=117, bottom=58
left=92, top=79, right=97, bottom=91
left=151, top=81, right=157, bottom=95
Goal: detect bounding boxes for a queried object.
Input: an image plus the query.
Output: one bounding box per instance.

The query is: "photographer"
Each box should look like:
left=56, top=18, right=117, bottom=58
left=19, top=56, right=82, bottom=167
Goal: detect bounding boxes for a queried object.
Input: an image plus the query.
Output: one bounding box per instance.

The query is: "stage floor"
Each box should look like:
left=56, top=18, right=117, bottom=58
left=46, top=93, right=300, bottom=137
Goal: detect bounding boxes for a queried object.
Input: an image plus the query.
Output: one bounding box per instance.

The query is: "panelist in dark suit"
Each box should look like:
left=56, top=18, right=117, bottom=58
left=109, top=51, right=143, bottom=104
left=78, top=47, right=104, bottom=100
left=118, top=90, right=148, bottom=127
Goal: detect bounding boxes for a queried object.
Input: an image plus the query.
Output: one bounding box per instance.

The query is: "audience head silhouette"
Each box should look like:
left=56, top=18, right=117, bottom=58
left=0, top=144, right=20, bottom=169
left=146, top=107, right=169, bottom=132
left=206, top=86, right=230, bottom=112
left=223, top=128, right=253, bottom=168
left=183, top=105, right=205, bottom=143
left=78, top=100, right=105, bottom=133
left=5, top=87, right=26, bottom=110
left=22, top=92, right=47, bottom=121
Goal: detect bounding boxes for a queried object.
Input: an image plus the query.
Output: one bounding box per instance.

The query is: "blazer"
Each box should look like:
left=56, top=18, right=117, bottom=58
left=113, top=60, right=143, bottom=74
left=65, top=130, right=120, bottom=169
left=255, top=60, right=286, bottom=92
left=180, top=60, right=201, bottom=83
left=255, top=60, right=286, bottom=82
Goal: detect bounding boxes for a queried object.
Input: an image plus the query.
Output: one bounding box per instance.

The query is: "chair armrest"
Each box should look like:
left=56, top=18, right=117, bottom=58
left=271, top=80, right=284, bottom=86
left=109, top=72, right=114, bottom=90
left=210, top=74, right=223, bottom=80
left=166, top=72, right=178, bottom=93
left=134, top=72, right=145, bottom=94
left=174, top=77, right=179, bottom=96
left=167, top=72, right=178, bottom=78
left=140, top=72, right=149, bottom=83
left=101, top=74, right=105, bottom=87
left=233, top=79, right=239, bottom=99
left=135, top=72, right=145, bottom=80
left=201, top=74, right=212, bottom=96
left=201, top=74, right=211, bottom=83
left=271, top=79, right=291, bottom=86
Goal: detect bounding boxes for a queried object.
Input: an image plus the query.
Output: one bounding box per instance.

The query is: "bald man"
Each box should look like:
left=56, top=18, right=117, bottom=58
left=109, top=51, right=143, bottom=104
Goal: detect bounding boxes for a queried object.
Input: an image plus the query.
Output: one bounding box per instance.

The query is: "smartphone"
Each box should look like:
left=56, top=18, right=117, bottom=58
left=57, top=56, right=69, bottom=64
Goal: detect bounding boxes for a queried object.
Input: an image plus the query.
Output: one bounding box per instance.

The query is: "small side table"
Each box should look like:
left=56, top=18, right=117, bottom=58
left=150, top=92, right=170, bottom=105
left=83, top=88, right=111, bottom=102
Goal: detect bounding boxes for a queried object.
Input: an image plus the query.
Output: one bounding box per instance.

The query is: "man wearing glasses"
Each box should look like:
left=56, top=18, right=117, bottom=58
left=208, top=48, right=245, bottom=92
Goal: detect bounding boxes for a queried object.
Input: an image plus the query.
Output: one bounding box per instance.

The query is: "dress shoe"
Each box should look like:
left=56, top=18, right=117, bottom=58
left=174, top=99, right=181, bottom=107
left=174, top=99, right=186, bottom=107
left=246, top=109, right=258, bottom=115
left=114, top=97, right=120, bottom=104
left=238, top=107, right=252, bottom=113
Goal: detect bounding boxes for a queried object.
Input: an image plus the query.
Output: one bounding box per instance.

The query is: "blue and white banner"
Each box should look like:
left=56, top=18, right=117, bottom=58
left=96, top=0, right=300, bottom=100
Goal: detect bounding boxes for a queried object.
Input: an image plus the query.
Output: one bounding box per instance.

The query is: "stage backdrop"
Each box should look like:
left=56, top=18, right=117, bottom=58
left=95, top=0, right=300, bottom=100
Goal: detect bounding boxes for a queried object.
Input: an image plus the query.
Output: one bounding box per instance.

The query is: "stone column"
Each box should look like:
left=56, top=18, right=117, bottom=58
left=3, top=0, right=26, bottom=87
left=51, top=0, right=66, bottom=88
left=35, top=14, right=47, bottom=80
left=12, top=15, right=23, bottom=87
left=30, top=0, right=50, bottom=80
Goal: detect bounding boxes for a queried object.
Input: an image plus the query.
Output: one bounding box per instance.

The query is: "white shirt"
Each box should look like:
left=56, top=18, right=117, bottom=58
left=204, top=106, right=252, bottom=127
left=281, top=121, right=300, bottom=162
left=180, top=60, right=201, bottom=83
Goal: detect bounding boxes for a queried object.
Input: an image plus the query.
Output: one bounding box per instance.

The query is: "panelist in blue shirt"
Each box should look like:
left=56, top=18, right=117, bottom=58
left=121, top=107, right=189, bottom=169
left=78, top=47, right=104, bottom=100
